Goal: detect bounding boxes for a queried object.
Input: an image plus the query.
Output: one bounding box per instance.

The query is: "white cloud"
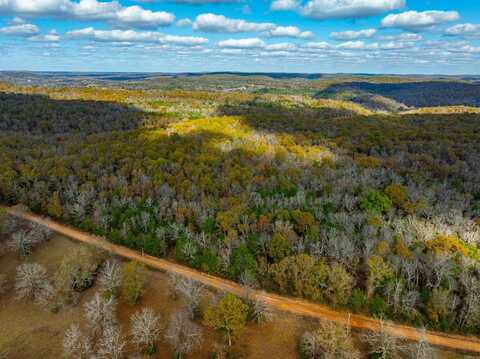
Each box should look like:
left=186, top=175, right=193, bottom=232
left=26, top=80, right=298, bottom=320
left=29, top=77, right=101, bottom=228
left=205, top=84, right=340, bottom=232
left=265, top=42, right=297, bottom=51
left=173, top=0, right=239, bottom=3
left=300, top=0, right=405, bottom=20
left=264, top=25, right=313, bottom=38
left=381, top=10, right=460, bottom=31
left=379, top=32, right=422, bottom=42
left=193, top=13, right=313, bottom=39
left=0, top=0, right=175, bottom=28
left=114, top=6, right=174, bottom=28
left=0, top=22, right=38, bottom=35
left=193, top=13, right=274, bottom=33
left=303, top=41, right=330, bottom=49
left=67, top=27, right=208, bottom=46
left=218, top=38, right=265, bottom=48
left=271, top=0, right=298, bottom=11
left=445, top=23, right=480, bottom=37
left=29, top=30, right=60, bottom=42
left=176, top=18, right=192, bottom=27
left=337, top=40, right=367, bottom=49
left=331, top=28, right=376, bottom=40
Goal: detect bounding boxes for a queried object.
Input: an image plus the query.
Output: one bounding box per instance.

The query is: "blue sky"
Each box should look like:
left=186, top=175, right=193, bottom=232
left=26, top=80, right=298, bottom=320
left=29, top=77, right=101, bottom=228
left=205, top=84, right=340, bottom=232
left=0, top=0, right=479, bottom=74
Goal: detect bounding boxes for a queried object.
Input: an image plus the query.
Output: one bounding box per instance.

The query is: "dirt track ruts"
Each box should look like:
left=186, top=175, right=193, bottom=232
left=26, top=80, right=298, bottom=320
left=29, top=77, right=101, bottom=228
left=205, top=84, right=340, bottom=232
left=6, top=207, right=480, bottom=354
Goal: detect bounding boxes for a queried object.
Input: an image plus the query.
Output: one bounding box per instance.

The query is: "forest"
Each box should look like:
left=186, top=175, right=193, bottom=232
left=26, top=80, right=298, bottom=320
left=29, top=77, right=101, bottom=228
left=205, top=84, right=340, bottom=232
left=0, top=76, right=480, bottom=357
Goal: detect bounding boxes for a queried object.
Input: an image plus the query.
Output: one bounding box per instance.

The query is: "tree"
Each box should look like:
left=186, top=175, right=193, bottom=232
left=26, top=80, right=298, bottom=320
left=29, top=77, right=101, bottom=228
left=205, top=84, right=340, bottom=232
left=361, top=320, right=401, bottom=359
left=204, top=293, right=249, bottom=346
left=15, top=262, right=49, bottom=301
left=130, top=307, right=161, bottom=354
left=47, top=191, right=63, bottom=218
left=402, top=328, right=437, bottom=359
left=9, top=230, right=35, bottom=256
left=121, top=261, right=148, bottom=305
left=367, top=255, right=394, bottom=299
left=63, top=324, right=93, bottom=359
left=269, top=254, right=328, bottom=301
left=84, top=293, right=117, bottom=337
left=298, top=321, right=360, bottom=359
left=54, top=247, right=105, bottom=305
left=250, top=292, right=273, bottom=324
left=165, top=309, right=202, bottom=359
left=96, top=325, right=126, bottom=359
left=169, top=274, right=204, bottom=319
left=326, top=263, right=354, bottom=307
left=98, top=260, right=122, bottom=299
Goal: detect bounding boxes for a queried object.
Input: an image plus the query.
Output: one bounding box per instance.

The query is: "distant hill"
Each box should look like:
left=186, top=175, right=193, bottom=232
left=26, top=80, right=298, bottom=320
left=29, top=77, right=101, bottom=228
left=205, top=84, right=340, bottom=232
left=315, top=81, right=480, bottom=110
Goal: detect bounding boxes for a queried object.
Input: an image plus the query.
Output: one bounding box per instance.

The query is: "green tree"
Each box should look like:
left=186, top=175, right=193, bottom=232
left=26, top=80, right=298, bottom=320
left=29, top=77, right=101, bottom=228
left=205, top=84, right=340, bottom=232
left=326, top=263, right=354, bottom=307
left=122, top=261, right=148, bottom=305
left=203, top=293, right=249, bottom=346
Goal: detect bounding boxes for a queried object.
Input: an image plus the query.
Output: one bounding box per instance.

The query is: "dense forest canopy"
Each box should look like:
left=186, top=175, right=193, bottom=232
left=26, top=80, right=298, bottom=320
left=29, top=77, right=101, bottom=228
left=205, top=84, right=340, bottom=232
left=1, top=79, right=480, bottom=336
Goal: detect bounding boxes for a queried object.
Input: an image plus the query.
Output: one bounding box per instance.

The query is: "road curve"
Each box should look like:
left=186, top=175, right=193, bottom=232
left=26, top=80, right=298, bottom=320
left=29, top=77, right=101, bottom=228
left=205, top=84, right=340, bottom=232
left=6, top=207, right=480, bottom=354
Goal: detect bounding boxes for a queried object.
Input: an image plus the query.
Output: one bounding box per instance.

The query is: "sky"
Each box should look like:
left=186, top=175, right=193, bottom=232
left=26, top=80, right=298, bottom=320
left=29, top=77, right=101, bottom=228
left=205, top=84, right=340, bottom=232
left=0, top=0, right=479, bottom=74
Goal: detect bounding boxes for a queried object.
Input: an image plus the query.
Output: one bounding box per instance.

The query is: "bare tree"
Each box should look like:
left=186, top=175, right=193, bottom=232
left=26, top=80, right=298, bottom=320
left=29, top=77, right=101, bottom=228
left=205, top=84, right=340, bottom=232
left=8, top=226, right=52, bottom=256
left=362, top=320, right=401, bottom=359
left=251, top=292, right=273, bottom=324
left=98, top=260, right=123, bottom=299
left=299, top=320, right=360, bottom=359
left=9, top=230, right=35, bottom=256
left=63, top=324, right=94, bottom=359
left=169, top=274, right=204, bottom=319
left=15, top=262, right=49, bottom=301
left=165, top=310, right=202, bottom=359
left=96, top=324, right=126, bottom=359
left=130, top=307, right=161, bottom=354
left=84, top=293, right=117, bottom=337
left=402, top=328, right=437, bottom=359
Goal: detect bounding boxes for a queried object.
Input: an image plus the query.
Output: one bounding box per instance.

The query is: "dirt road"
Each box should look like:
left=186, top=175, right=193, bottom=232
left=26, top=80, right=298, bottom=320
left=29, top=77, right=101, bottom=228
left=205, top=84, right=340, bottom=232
left=6, top=207, right=480, bottom=354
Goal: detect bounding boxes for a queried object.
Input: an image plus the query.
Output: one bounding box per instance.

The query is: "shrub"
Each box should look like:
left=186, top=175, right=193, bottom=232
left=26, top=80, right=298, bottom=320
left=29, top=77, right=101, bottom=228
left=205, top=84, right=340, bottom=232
left=121, top=261, right=148, bottom=305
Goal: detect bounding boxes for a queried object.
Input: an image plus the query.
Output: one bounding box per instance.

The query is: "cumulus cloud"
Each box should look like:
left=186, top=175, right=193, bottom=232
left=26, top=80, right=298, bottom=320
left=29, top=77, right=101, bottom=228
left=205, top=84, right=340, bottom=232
left=0, top=0, right=175, bottom=28
left=381, top=10, right=460, bottom=31
left=29, top=30, right=60, bottom=42
left=264, top=25, right=313, bottom=38
left=193, top=13, right=274, bottom=33
left=173, top=0, right=239, bottom=3
left=218, top=38, right=265, bottom=48
left=445, top=23, right=480, bottom=37
left=67, top=27, right=208, bottom=46
left=303, top=41, right=330, bottom=49
left=331, top=28, right=376, bottom=40
left=0, top=22, right=39, bottom=36
left=265, top=42, right=297, bottom=51
left=193, top=13, right=313, bottom=38
left=176, top=18, right=192, bottom=27
left=271, top=0, right=298, bottom=11
left=300, top=0, right=405, bottom=20
left=379, top=32, right=422, bottom=42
